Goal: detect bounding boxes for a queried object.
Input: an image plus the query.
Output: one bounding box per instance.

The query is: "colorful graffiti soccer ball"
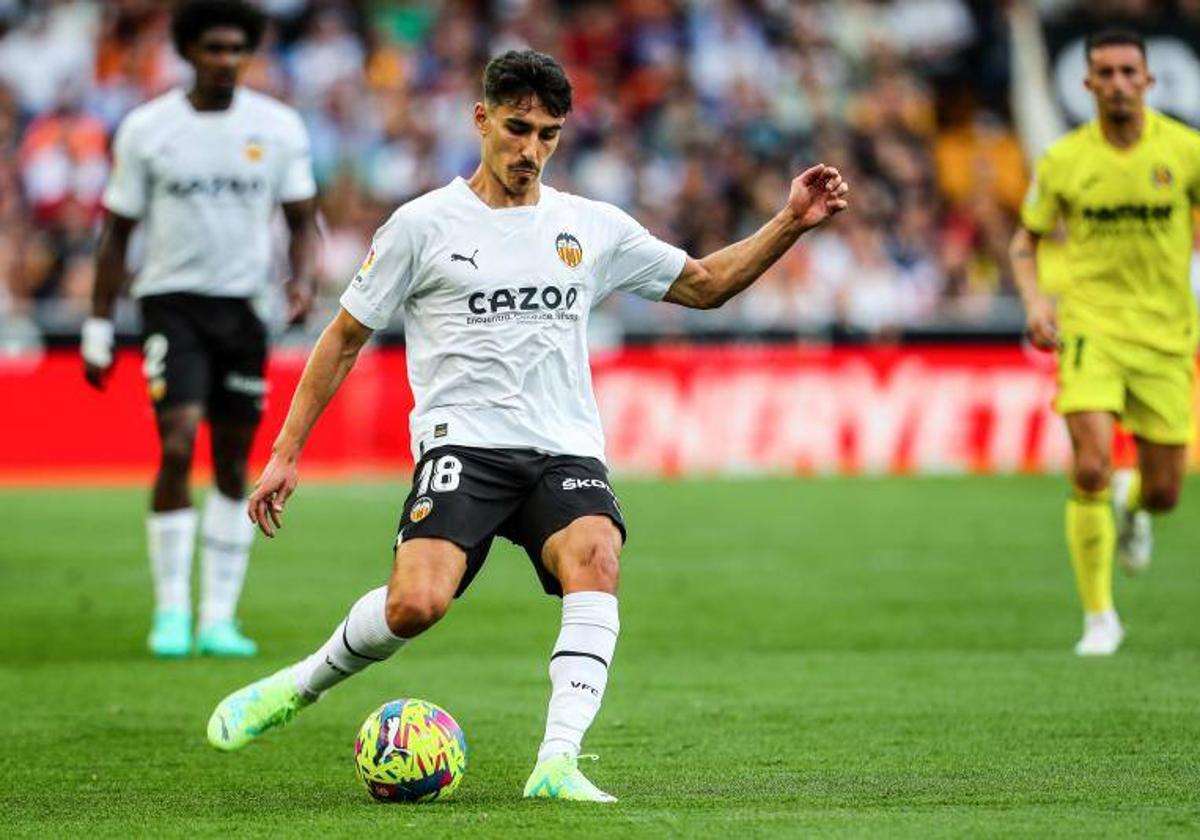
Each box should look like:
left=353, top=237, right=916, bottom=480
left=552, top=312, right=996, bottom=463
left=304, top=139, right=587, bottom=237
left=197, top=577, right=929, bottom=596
left=354, top=699, right=467, bottom=802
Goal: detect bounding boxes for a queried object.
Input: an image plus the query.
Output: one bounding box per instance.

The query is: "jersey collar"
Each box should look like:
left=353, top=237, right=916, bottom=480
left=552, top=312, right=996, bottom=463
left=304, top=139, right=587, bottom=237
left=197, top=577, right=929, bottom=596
left=1090, top=107, right=1158, bottom=154
left=453, top=176, right=547, bottom=217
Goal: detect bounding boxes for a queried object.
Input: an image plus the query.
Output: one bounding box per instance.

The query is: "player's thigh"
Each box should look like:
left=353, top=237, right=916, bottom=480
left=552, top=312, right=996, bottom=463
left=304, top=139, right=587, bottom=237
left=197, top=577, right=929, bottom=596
left=140, top=294, right=209, bottom=412
left=385, top=537, right=469, bottom=632
left=207, top=298, right=268, bottom=424
left=1123, top=351, right=1195, bottom=449
left=1054, top=333, right=1125, bottom=420
left=395, top=447, right=532, bottom=597
left=1063, top=410, right=1116, bottom=488
left=510, top=457, right=626, bottom=596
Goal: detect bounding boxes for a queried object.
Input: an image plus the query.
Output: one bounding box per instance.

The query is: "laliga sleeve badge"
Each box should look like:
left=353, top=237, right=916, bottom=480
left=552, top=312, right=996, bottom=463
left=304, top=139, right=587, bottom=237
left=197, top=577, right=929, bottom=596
left=410, top=496, right=433, bottom=523
left=352, top=245, right=376, bottom=289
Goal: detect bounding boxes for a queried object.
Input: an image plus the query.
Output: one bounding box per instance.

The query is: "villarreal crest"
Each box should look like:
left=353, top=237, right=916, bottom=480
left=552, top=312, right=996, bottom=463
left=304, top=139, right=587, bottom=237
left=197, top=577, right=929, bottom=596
left=555, top=232, right=583, bottom=268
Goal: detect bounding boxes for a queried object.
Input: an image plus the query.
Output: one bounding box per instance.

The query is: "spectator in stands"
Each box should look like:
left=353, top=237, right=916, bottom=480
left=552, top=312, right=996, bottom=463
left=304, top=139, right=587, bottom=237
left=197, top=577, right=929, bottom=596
left=1, top=0, right=1181, bottom=339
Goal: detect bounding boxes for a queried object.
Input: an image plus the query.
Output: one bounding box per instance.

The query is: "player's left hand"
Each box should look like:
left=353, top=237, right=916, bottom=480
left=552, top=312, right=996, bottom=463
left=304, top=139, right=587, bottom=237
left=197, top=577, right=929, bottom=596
left=285, top=281, right=315, bottom=326
left=787, top=164, right=850, bottom=231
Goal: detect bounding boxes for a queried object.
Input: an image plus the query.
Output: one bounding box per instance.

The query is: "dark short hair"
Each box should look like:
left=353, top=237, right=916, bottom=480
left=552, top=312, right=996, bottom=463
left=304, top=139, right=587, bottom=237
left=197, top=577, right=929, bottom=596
left=1085, top=27, right=1147, bottom=62
left=483, top=50, right=573, bottom=118
left=171, top=0, right=266, bottom=56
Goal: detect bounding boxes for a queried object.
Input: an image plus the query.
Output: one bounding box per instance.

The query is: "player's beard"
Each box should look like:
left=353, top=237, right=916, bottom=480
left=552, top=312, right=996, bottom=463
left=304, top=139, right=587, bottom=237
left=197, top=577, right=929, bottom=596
left=507, top=164, right=539, bottom=194
left=1104, top=95, right=1137, bottom=123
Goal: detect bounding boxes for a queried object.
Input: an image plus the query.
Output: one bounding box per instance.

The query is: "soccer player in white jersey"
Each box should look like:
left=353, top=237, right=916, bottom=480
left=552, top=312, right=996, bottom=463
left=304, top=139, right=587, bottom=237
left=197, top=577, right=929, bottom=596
left=207, top=50, right=848, bottom=801
left=82, top=1, right=318, bottom=659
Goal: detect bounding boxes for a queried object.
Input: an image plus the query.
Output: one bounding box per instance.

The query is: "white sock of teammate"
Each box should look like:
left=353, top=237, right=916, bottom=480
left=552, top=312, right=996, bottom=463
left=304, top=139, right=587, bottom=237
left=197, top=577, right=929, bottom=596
left=294, top=586, right=407, bottom=700
left=146, top=508, right=197, bottom=614
left=537, top=591, right=620, bottom=761
left=199, top=491, right=255, bottom=629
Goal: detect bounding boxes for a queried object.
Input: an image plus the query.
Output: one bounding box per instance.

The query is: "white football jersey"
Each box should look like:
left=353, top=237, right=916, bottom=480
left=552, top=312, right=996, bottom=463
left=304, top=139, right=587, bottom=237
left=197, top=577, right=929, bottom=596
left=340, top=177, right=687, bottom=462
left=103, top=88, right=316, bottom=299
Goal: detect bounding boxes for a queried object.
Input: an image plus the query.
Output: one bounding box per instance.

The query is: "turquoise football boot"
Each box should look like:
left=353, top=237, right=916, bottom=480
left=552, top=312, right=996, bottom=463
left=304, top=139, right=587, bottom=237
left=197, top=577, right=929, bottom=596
left=207, top=666, right=312, bottom=751
left=523, top=754, right=617, bottom=802
left=148, top=609, right=192, bottom=658
left=196, top=620, right=258, bottom=657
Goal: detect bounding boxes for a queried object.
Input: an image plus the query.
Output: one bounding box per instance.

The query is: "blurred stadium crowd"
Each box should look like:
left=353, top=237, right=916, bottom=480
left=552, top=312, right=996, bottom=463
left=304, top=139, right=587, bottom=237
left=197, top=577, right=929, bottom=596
left=0, top=0, right=1195, bottom=341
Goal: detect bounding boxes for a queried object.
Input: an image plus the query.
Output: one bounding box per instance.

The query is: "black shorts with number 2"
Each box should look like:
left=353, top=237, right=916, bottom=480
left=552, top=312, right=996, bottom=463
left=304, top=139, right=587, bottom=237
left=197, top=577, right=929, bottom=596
left=139, top=293, right=267, bottom=421
left=396, top=445, right=627, bottom=598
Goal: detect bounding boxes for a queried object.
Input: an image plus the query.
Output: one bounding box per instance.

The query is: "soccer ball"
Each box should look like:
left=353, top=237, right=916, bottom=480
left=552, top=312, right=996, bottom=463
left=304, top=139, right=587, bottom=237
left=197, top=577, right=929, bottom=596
left=354, top=699, right=468, bottom=802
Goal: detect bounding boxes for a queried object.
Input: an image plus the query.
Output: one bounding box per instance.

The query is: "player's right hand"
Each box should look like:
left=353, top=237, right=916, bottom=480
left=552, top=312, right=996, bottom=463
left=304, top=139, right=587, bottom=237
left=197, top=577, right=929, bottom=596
left=81, top=317, right=115, bottom=391
left=1024, top=295, right=1059, bottom=351
left=248, top=453, right=299, bottom=538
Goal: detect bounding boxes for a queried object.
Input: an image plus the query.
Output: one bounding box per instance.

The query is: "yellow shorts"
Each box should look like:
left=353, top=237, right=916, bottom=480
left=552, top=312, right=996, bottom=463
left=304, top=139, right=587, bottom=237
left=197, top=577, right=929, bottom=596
left=1055, top=333, right=1197, bottom=445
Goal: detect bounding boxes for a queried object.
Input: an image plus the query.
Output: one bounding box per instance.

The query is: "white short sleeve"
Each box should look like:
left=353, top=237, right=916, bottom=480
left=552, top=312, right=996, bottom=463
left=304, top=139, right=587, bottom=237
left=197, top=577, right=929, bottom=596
left=102, top=116, right=149, bottom=219
left=277, top=112, right=316, bottom=203
left=598, top=204, right=687, bottom=302
left=339, top=212, right=416, bottom=329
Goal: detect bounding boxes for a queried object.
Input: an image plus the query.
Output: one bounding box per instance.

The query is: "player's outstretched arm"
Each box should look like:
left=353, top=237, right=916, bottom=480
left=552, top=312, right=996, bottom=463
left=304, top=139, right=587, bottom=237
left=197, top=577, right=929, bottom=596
left=281, top=198, right=319, bottom=326
left=663, top=164, right=849, bottom=309
left=1008, top=226, right=1058, bottom=351
left=248, top=308, right=374, bottom=536
left=82, top=212, right=137, bottom=390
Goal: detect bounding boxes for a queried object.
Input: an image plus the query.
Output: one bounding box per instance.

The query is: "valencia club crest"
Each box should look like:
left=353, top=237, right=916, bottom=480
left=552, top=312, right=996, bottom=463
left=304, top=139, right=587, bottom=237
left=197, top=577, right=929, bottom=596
left=555, top=232, right=583, bottom=268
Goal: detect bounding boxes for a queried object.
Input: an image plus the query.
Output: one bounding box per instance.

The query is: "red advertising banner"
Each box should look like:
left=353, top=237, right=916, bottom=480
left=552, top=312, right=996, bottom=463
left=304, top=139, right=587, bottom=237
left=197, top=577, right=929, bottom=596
left=2, top=345, right=1193, bottom=482
left=592, top=344, right=1074, bottom=475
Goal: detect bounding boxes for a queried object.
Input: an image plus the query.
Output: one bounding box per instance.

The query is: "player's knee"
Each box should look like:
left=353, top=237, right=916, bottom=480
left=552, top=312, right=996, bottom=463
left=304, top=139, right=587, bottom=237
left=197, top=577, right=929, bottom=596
left=213, top=462, right=247, bottom=499
left=1142, top=483, right=1180, bottom=513
left=384, top=586, right=452, bottom=638
left=158, top=432, right=195, bottom=475
left=558, top=520, right=621, bottom=593
left=1072, top=456, right=1110, bottom=494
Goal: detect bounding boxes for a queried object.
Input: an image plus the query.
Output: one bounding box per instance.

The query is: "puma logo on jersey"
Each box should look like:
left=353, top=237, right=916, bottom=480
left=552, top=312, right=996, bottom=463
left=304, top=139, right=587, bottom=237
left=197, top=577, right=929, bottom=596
left=451, top=249, right=479, bottom=269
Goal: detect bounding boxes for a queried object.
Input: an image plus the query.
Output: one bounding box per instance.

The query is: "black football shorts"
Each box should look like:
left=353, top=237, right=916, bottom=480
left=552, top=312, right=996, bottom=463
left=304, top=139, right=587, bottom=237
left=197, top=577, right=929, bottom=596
left=395, top=445, right=627, bottom=598
left=139, top=293, right=267, bottom=421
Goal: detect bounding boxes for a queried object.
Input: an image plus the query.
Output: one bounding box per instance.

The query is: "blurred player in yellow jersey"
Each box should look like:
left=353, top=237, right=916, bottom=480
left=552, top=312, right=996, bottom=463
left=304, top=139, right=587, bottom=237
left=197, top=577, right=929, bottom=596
left=1010, top=29, right=1200, bottom=656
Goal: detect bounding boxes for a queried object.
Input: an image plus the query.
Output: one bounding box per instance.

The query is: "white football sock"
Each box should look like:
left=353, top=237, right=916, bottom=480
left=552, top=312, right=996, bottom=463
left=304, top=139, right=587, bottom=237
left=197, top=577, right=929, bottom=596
left=199, top=491, right=255, bottom=629
left=295, top=586, right=407, bottom=700
left=146, top=508, right=197, bottom=614
left=538, top=591, right=619, bottom=761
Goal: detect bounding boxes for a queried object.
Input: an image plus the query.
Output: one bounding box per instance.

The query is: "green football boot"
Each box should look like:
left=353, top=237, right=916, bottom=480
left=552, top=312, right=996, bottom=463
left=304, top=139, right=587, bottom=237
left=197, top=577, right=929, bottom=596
left=207, top=666, right=312, bottom=751
left=196, top=620, right=258, bottom=657
left=148, top=609, right=192, bottom=658
left=523, top=754, right=617, bottom=803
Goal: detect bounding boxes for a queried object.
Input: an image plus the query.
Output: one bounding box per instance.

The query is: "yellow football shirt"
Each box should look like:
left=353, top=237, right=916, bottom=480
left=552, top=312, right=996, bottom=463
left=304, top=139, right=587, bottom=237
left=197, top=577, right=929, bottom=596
left=1021, top=109, right=1200, bottom=355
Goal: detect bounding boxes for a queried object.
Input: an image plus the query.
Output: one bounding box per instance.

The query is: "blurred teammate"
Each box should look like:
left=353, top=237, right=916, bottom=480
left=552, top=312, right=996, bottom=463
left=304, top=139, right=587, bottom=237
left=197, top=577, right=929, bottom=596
left=82, top=1, right=318, bottom=658
left=206, top=50, right=848, bottom=801
left=1010, top=29, right=1199, bottom=655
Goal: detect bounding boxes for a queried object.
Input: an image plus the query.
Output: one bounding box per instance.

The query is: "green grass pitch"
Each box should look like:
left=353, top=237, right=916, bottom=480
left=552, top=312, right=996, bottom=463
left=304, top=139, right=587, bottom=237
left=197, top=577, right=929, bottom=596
left=3, top=475, right=1200, bottom=838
